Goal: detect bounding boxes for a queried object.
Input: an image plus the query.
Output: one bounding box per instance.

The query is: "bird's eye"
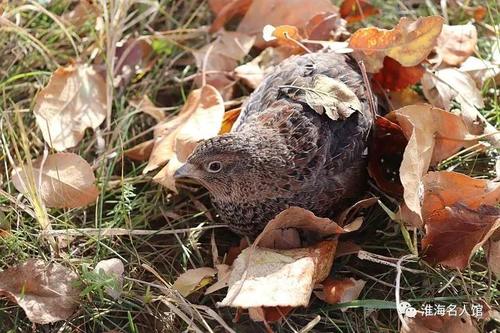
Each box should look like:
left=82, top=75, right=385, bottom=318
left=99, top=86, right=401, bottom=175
left=206, top=161, right=223, bottom=173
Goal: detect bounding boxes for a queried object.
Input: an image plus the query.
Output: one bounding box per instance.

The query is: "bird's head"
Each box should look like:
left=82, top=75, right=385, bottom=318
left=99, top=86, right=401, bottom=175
left=174, top=131, right=292, bottom=201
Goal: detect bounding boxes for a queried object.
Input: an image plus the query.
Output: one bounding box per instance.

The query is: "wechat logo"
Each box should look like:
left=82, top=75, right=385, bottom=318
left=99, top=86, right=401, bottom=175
left=398, top=301, right=417, bottom=318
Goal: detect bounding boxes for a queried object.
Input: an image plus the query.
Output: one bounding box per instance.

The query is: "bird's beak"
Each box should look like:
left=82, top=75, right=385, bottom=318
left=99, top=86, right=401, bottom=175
left=174, top=163, right=197, bottom=180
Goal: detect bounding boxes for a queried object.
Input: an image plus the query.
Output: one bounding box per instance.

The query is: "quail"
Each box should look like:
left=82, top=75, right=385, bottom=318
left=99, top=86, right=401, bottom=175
left=174, top=52, right=374, bottom=235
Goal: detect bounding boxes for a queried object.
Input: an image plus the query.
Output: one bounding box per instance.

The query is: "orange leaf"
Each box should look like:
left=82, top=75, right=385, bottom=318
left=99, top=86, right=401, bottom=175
left=348, top=16, right=444, bottom=72
left=317, top=277, right=366, bottom=305
left=372, top=57, right=424, bottom=92
left=219, top=108, right=242, bottom=134
left=421, top=171, right=500, bottom=270
left=210, top=0, right=253, bottom=32
left=304, top=12, right=348, bottom=41
left=339, top=0, right=379, bottom=23
left=236, top=0, right=337, bottom=47
left=387, top=88, right=426, bottom=111
left=368, top=116, right=406, bottom=197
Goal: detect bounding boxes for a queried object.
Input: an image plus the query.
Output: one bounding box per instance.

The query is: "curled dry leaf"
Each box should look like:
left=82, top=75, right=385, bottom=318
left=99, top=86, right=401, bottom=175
left=145, top=85, right=225, bottom=192
left=368, top=116, right=406, bottom=197
left=315, top=277, right=366, bottom=308
left=34, top=63, right=106, bottom=151
left=387, top=88, right=426, bottom=111
left=339, top=0, right=379, bottom=23
left=94, top=258, right=124, bottom=300
left=484, top=232, right=500, bottom=279
left=114, top=37, right=155, bottom=88
left=434, top=23, right=477, bottom=66
left=421, top=171, right=500, bottom=270
left=348, top=16, right=444, bottom=73
left=255, top=206, right=359, bottom=250
left=234, top=46, right=288, bottom=89
left=401, top=311, right=479, bottom=333
left=372, top=57, right=424, bottom=92
left=192, top=30, right=255, bottom=98
left=236, top=0, right=338, bottom=47
left=283, top=74, right=361, bottom=121
left=459, top=56, right=500, bottom=88
left=421, top=68, right=499, bottom=143
left=61, top=0, right=99, bottom=27
left=219, top=108, right=241, bottom=135
left=386, top=105, right=478, bottom=217
left=12, top=153, right=99, bottom=208
left=218, top=239, right=337, bottom=308
left=124, top=139, right=154, bottom=162
left=304, top=12, right=349, bottom=42
left=210, top=0, right=253, bottom=32
left=0, top=259, right=81, bottom=324
left=172, top=267, right=217, bottom=297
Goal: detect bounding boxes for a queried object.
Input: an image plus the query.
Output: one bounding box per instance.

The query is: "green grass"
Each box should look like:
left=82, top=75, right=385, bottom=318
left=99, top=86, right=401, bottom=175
left=0, top=0, right=499, bottom=332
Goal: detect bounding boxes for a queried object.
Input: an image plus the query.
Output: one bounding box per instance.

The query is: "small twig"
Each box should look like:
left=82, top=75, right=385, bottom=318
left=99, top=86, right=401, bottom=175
left=357, top=60, right=377, bottom=133
left=357, top=250, right=424, bottom=274
left=396, top=254, right=418, bottom=331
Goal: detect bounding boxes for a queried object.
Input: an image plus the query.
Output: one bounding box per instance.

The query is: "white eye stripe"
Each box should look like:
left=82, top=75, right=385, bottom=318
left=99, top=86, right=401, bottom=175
left=207, top=161, right=223, bottom=173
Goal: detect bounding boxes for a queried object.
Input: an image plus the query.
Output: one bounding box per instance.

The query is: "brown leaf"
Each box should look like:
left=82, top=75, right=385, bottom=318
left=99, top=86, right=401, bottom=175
left=402, top=312, right=479, bottom=333
left=336, top=197, right=378, bottom=226
left=218, top=240, right=337, bottom=308
left=208, top=0, right=229, bottom=14
left=386, top=105, right=478, bottom=217
left=459, top=56, right=499, bottom=88
left=368, top=116, right=406, bottom=197
left=387, top=88, right=426, bottom=111
left=372, top=57, right=424, bottom=92
left=304, top=12, right=349, bottom=42
left=339, top=0, right=379, bottom=23
left=205, top=264, right=232, bottom=294
left=145, top=85, right=225, bottom=192
left=129, top=95, right=166, bottom=122
left=124, top=140, right=154, bottom=162
left=316, top=277, right=366, bottom=307
left=61, top=0, right=98, bottom=27
left=114, top=38, right=155, bottom=88
left=234, top=47, right=288, bottom=89
left=219, top=108, right=241, bottom=134
left=0, top=259, right=80, bottom=324
left=484, top=232, right=500, bottom=279
left=335, top=241, right=362, bottom=258
left=236, top=0, right=338, bottom=47
left=210, top=0, right=253, bottom=32
left=255, top=207, right=358, bottom=250
left=421, top=171, right=500, bottom=270
left=192, top=30, right=255, bottom=98
left=12, top=153, right=99, bottom=208
left=34, top=63, right=107, bottom=151
left=249, top=306, right=294, bottom=323
left=172, top=267, right=217, bottom=297
left=348, top=16, right=444, bottom=73
left=435, top=23, right=477, bottom=66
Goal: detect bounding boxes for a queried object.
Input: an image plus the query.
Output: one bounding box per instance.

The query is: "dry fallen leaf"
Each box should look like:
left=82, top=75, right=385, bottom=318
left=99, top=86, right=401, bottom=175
left=172, top=267, right=217, bottom=297
left=113, top=37, right=155, bottom=88
left=348, top=16, right=443, bottom=73
left=368, top=116, right=406, bottom=197
left=219, top=108, right=241, bottom=135
left=205, top=264, right=232, bottom=294
left=421, top=171, right=500, bottom=270
left=459, top=56, right=500, bottom=88
left=339, top=0, right=379, bottom=23
left=402, top=312, right=479, bottom=333
left=434, top=23, right=478, bottom=66
left=255, top=206, right=360, bottom=250
left=61, top=0, right=99, bottom=27
left=236, top=0, right=338, bottom=47
left=124, top=140, right=154, bottom=162
left=130, top=95, right=166, bottom=122
left=386, top=105, right=478, bottom=217
left=210, top=0, right=253, bottom=32
left=218, top=240, right=337, bottom=308
left=94, top=258, right=124, bottom=300
left=12, top=153, right=99, bottom=208
left=484, top=232, right=500, bottom=279
left=304, top=12, right=349, bottom=42
left=192, top=30, right=255, bottom=98
left=387, top=88, right=426, bottom=111
left=145, top=85, right=225, bottom=191
left=372, top=57, right=424, bottom=92
left=34, top=63, right=106, bottom=151
left=0, top=259, right=80, bottom=324
left=315, top=277, right=366, bottom=308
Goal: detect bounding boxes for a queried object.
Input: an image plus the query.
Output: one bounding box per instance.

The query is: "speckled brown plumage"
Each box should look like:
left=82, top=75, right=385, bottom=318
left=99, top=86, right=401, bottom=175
left=175, top=52, right=374, bottom=235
